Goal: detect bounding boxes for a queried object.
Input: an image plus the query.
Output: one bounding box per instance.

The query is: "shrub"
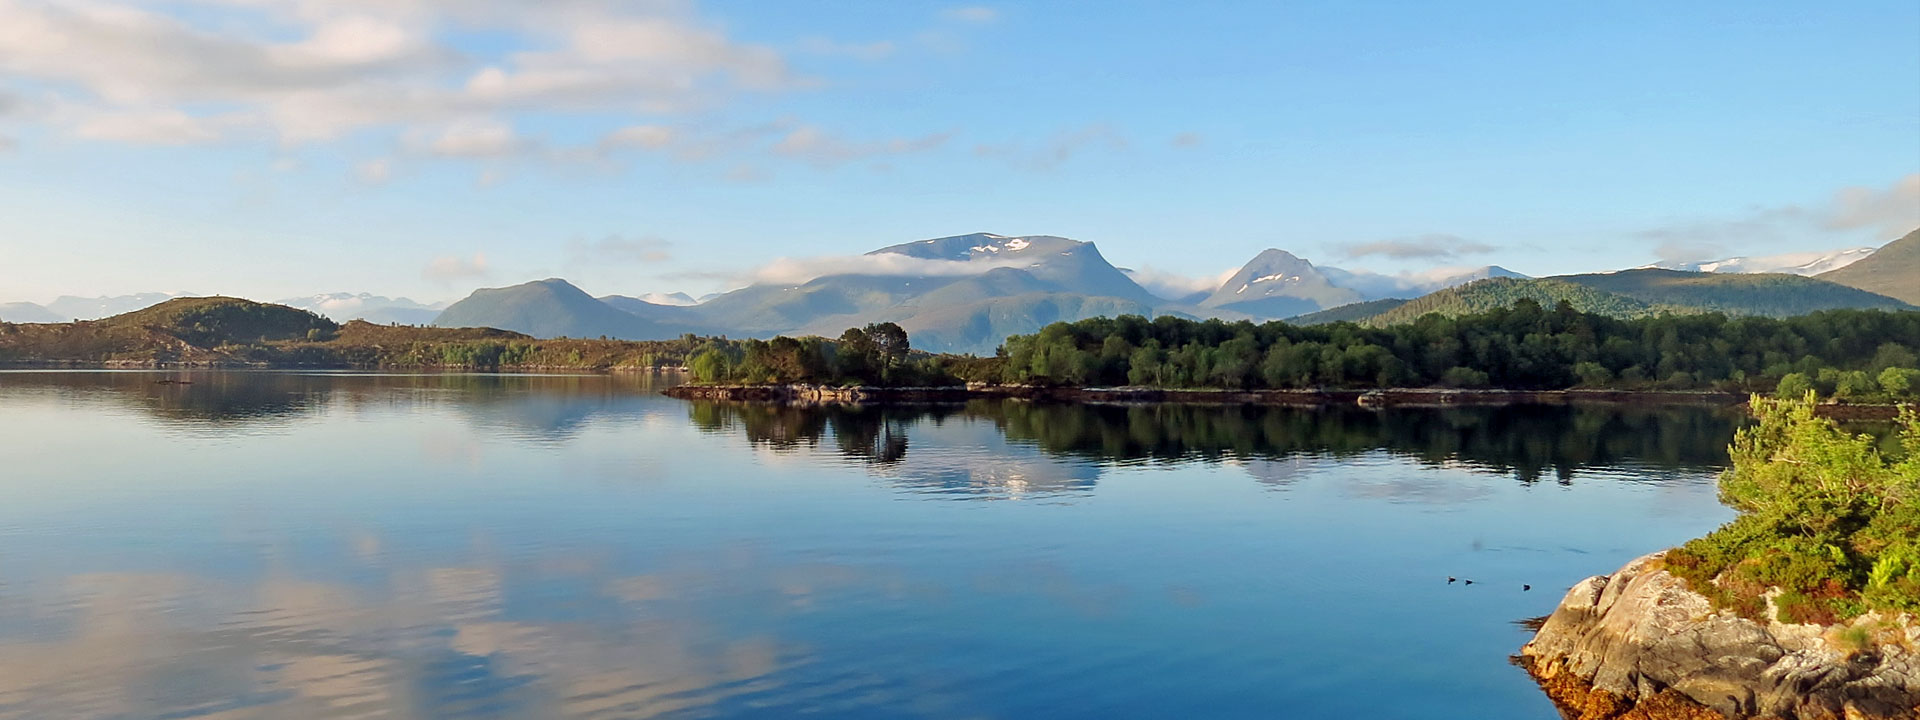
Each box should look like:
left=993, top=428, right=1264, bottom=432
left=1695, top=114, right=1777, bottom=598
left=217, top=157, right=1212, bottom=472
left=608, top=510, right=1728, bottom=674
left=1667, top=393, right=1920, bottom=623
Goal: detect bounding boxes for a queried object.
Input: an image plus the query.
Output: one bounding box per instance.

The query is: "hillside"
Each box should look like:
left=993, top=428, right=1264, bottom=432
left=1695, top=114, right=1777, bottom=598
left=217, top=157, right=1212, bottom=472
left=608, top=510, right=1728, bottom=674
left=1818, top=228, right=1920, bottom=304
left=1287, top=298, right=1411, bottom=325
left=1555, top=268, right=1912, bottom=316
left=0, top=302, right=61, bottom=323
left=0, top=297, right=338, bottom=363
left=1362, top=278, right=1659, bottom=327
left=434, top=279, right=696, bottom=340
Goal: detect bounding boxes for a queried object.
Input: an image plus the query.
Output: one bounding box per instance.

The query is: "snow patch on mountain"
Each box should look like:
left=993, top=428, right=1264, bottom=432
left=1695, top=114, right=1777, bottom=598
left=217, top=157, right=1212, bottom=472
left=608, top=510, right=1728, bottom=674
left=1645, top=247, right=1875, bottom=276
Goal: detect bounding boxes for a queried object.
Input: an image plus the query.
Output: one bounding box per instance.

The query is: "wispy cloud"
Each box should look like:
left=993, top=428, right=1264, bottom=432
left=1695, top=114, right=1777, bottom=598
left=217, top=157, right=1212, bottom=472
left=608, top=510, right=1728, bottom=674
left=1170, top=132, right=1203, bottom=149
left=797, top=37, right=897, bottom=61
left=1121, top=266, right=1235, bottom=300
left=974, top=124, right=1125, bottom=171
left=566, top=235, right=673, bottom=266
left=1636, top=173, right=1919, bottom=261
left=941, top=6, right=1000, bottom=23
left=773, top=125, right=951, bottom=167
left=356, top=157, right=393, bottom=185
left=422, top=253, right=490, bottom=284
left=0, top=0, right=801, bottom=145
left=1336, top=234, right=1498, bottom=260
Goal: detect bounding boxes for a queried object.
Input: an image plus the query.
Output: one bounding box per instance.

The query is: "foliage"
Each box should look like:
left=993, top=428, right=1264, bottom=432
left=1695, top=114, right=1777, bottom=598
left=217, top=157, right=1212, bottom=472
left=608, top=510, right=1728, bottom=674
left=985, top=302, right=1920, bottom=394
left=1666, top=394, right=1920, bottom=624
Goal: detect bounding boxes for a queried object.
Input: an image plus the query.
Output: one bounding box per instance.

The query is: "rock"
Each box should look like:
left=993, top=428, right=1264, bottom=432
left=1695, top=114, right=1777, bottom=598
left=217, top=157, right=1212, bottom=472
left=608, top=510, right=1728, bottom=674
left=1519, top=552, right=1919, bottom=720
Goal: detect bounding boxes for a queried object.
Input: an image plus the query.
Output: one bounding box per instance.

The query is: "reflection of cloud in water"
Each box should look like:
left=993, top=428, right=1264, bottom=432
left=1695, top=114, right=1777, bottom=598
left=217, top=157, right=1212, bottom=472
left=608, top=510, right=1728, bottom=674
left=860, top=417, right=1102, bottom=500
left=1228, top=453, right=1322, bottom=490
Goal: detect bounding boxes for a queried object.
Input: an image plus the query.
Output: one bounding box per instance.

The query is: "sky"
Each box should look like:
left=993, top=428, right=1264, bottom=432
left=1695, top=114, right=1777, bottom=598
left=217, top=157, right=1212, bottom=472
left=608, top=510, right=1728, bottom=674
left=0, top=0, right=1917, bottom=304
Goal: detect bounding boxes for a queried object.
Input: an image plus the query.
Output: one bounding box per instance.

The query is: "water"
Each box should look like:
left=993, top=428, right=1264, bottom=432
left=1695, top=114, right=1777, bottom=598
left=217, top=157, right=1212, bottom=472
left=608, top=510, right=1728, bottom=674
left=0, top=371, right=1743, bottom=719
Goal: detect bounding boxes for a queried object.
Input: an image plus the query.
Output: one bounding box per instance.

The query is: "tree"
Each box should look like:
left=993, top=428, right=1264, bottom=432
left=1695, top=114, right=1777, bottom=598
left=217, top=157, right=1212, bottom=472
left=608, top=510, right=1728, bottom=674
left=1775, top=372, right=1813, bottom=398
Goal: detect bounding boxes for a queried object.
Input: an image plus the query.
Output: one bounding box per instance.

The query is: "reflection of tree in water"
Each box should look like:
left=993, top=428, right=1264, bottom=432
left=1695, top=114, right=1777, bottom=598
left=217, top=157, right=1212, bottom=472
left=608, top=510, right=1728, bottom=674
left=688, top=400, right=1744, bottom=485
left=985, top=403, right=1743, bottom=483
left=687, top=403, right=960, bottom=466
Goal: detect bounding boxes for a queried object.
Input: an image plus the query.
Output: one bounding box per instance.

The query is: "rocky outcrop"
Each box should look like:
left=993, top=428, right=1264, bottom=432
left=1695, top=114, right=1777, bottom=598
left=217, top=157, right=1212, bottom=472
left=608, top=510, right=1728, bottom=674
left=1519, top=552, right=1920, bottom=719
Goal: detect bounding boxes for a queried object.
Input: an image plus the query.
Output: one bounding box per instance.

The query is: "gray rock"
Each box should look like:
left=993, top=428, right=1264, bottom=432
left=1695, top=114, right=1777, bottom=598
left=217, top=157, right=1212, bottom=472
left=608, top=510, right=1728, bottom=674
left=1520, top=551, right=1920, bottom=719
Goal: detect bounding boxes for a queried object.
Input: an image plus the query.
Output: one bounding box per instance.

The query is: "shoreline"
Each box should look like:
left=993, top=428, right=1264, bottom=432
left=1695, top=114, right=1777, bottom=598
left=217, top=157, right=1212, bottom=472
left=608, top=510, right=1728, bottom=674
left=663, top=383, right=1914, bottom=418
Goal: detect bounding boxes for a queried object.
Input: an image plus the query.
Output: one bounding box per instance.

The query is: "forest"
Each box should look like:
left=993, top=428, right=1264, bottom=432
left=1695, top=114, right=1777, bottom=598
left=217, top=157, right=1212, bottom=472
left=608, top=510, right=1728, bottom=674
left=965, top=301, right=1920, bottom=400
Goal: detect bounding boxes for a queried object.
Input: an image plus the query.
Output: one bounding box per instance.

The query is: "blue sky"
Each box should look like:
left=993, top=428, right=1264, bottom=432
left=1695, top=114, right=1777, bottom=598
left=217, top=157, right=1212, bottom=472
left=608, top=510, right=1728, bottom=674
left=0, top=0, right=1916, bottom=303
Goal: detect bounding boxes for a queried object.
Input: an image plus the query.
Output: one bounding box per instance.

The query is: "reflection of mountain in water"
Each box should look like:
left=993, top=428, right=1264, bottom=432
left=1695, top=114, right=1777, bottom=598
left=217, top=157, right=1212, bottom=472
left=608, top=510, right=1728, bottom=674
left=0, top=371, right=681, bottom=442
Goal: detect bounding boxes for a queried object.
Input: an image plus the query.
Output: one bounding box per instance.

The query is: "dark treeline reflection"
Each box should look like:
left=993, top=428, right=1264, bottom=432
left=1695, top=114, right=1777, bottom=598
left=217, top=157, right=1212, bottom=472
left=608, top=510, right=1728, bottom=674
left=689, top=400, right=1746, bottom=483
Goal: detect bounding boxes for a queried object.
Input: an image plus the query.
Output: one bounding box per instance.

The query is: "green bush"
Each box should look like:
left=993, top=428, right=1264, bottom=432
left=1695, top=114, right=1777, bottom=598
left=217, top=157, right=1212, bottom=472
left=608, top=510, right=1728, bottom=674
left=1666, top=393, right=1920, bottom=623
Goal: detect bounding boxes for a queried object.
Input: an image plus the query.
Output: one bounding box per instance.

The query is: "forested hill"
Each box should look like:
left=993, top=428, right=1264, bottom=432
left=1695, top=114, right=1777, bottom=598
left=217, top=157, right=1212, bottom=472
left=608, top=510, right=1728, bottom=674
left=1362, top=278, right=1658, bottom=327
left=1342, top=270, right=1911, bottom=327
left=976, top=302, right=1920, bottom=399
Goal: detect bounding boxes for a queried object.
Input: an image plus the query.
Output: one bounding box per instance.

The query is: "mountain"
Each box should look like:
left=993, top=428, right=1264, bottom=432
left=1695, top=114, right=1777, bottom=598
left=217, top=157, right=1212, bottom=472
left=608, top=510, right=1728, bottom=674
left=1554, top=269, right=1912, bottom=316
left=435, top=279, right=696, bottom=339
left=0, top=302, right=60, bottom=323
left=597, top=294, right=705, bottom=325
left=1817, top=229, right=1920, bottom=305
left=1200, top=249, right=1361, bottom=318
left=1648, top=248, right=1875, bottom=276
left=278, top=293, right=447, bottom=325
left=679, top=233, right=1171, bottom=353
left=43, top=293, right=188, bottom=320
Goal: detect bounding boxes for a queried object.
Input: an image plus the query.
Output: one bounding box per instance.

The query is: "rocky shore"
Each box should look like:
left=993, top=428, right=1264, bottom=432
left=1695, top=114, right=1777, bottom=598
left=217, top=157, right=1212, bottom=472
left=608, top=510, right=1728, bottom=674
left=1519, top=552, right=1919, bottom=720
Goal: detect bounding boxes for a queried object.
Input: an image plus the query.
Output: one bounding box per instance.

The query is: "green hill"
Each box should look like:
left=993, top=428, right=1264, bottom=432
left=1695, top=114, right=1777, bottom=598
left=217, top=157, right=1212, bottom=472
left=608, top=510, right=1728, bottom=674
left=1362, top=278, right=1658, bottom=327
left=1818, top=228, right=1920, bottom=304
left=98, top=297, right=338, bottom=345
left=1287, top=298, right=1411, bottom=325
left=1553, top=268, right=1912, bottom=316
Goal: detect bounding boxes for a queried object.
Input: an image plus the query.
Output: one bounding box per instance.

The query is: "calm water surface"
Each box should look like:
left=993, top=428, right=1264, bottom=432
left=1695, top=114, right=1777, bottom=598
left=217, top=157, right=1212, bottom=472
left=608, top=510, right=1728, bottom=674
left=0, top=371, right=1743, bottom=719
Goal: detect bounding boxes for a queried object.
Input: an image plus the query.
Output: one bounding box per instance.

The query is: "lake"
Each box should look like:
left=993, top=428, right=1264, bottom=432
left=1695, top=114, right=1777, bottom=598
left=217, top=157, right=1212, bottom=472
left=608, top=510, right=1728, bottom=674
left=0, top=371, right=1743, bottom=719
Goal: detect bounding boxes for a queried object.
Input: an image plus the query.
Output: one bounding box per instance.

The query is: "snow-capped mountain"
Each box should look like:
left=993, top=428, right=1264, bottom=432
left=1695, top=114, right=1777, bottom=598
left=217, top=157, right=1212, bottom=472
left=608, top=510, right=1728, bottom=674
left=638, top=292, right=698, bottom=306
left=1645, top=248, right=1875, bottom=276
left=278, top=293, right=448, bottom=325
left=44, top=292, right=191, bottom=320
left=1200, top=249, right=1362, bottom=317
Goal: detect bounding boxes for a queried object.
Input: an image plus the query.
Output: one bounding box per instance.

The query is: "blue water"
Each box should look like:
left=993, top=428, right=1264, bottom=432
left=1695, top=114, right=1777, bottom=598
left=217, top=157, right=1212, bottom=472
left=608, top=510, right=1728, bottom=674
left=0, top=371, right=1740, bottom=719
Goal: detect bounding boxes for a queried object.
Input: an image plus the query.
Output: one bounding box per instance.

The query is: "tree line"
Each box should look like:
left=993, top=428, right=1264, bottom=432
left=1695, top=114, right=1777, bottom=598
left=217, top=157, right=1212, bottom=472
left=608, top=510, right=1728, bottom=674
left=956, top=301, right=1920, bottom=399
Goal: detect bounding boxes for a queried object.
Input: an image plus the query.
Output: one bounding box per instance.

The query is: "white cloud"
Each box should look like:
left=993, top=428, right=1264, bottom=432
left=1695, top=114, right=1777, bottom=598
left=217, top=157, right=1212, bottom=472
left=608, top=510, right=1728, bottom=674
left=73, top=109, right=222, bottom=144
left=601, top=124, right=675, bottom=151
left=422, top=252, right=489, bottom=283
left=0, top=0, right=803, bottom=144
left=1826, top=173, right=1920, bottom=237
left=1122, top=266, right=1235, bottom=300
left=1635, top=173, right=1920, bottom=261
left=425, top=117, right=522, bottom=157
left=941, top=6, right=999, bottom=23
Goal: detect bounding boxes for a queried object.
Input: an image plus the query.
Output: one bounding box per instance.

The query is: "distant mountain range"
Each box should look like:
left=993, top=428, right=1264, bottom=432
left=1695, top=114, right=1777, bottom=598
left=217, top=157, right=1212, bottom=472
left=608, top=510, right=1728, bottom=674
left=1645, top=247, right=1875, bottom=276
left=276, top=293, right=449, bottom=325
left=7, top=229, right=1914, bottom=354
